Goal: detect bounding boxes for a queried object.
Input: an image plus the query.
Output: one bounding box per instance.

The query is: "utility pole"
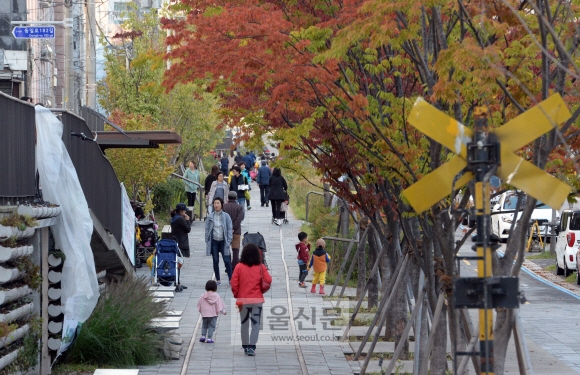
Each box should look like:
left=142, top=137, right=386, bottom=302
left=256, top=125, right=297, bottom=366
left=64, top=0, right=74, bottom=111
left=85, top=0, right=96, bottom=108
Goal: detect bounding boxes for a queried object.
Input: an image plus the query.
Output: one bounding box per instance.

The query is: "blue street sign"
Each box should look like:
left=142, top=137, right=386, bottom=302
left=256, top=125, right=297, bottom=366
left=12, top=26, right=55, bottom=39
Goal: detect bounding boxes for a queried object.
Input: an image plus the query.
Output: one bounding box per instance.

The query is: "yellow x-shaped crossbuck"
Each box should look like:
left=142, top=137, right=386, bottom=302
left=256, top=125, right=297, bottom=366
left=403, top=94, right=572, bottom=213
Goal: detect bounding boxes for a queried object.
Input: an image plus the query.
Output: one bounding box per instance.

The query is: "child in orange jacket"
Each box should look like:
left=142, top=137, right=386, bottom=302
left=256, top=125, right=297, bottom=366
left=308, top=239, right=331, bottom=294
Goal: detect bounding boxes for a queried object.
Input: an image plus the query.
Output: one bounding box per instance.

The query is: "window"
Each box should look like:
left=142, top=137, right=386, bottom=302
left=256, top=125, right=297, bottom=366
left=561, top=212, right=569, bottom=232
left=570, top=213, right=580, bottom=231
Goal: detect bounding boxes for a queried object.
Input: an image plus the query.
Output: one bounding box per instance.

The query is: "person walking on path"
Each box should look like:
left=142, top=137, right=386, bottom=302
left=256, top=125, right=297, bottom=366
left=256, top=160, right=272, bottom=207
left=268, top=168, right=288, bottom=225
left=230, top=166, right=249, bottom=209
left=239, top=162, right=252, bottom=210
left=204, top=165, right=220, bottom=213
left=183, top=161, right=200, bottom=207
left=228, top=151, right=236, bottom=173
left=242, top=152, right=253, bottom=169
left=234, top=151, right=244, bottom=164
left=205, top=197, right=233, bottom=284
left=171, top=203, right=191, bottom=257
left=223, top=191, right=244, bottom=270
left=308, top=239, right=331, bottom=294
left=295, top=232, right=310, bottom=288
left=207, top=172, right=229, bottom=213
left=230, top=243, right=272, bottom=356
left=220, top=154, right=229, bottom=176
left=197, top=280, right=227, bottom=344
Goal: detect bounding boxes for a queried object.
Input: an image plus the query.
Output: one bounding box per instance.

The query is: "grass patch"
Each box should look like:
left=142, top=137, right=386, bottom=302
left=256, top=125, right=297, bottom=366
left=527, top=251, right=556, bottom=260
left=332, top=317, right=372, bottom=326
left=345, top=352, right=415, bottom=361
left=544, top=264, right=557, bottom=272
left=62, top=275, right=167, bottom=368
left=565, top=273, right=577, bottom=283
left=51, top=363, right=97, bottom=375
left=326, top=273, right=358, bottom=288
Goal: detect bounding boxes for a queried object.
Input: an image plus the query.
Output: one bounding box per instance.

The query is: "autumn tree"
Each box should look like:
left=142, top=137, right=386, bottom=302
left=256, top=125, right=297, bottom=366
left=162, top=0, right=580, bottom=373
left=98, top=3, right=223, bottom=208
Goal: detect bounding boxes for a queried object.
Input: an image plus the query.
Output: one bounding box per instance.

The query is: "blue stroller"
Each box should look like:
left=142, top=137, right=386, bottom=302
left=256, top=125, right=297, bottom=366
left=153, top=239, right=184, bottom=292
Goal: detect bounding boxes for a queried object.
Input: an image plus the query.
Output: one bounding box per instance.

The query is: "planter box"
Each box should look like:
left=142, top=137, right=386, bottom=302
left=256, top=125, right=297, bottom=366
left=0, top=324, right=29, bottom=349
left=0, top=245, right=34, bottom=263
left=0, top=303, right=33, bottom=324
left=17, top=205, right=61, bottom=220
left=0, top=286, right=31, bottom=306
left=0, top=225, right=34, bottom=241
left=0, top=348, right=20, bottom=371
left=0, top=267, right=23, bottom=284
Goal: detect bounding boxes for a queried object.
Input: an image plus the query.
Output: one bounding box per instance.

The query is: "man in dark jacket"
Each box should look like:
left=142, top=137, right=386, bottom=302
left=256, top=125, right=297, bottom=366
left=256, top=160, right=272, bottom=207
left=230, top=166, right=247, bottom=208
left=223, top=191, right=245, bottom=269
left=220, top=155, right=229, bottom=176
left=242, top=152, right=253, bottom=169
left=171, top=203, right=191, bottom=257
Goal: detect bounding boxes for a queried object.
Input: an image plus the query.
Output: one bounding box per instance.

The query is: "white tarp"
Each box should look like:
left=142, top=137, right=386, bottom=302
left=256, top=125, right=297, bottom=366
left=35, top=107, right=99, bottom=325
left=121, top=183, right=136, bottom=265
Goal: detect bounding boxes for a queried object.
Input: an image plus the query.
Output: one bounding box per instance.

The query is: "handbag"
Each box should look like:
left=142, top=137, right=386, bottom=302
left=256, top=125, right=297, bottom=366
left=260, top=265, right=271, bottom=293
left=283, top=190, right=290, bottom=202
left=244, top=190, right=251, bottom=201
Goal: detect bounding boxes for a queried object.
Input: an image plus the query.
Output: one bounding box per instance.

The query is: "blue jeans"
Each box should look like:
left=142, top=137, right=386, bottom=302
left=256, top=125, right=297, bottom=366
left=211, top=239, right=232, bottom=281
left=237, top=197, right=246, bottom=210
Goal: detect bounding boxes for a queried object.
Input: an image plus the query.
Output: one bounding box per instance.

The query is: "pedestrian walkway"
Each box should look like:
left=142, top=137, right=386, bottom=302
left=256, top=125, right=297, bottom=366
left=137, top=184, right=353, bottom=375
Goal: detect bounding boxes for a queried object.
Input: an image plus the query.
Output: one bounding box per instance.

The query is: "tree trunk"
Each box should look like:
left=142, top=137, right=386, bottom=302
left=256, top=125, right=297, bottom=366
left=383, top=217, right=409, bottom=356
left=493, top=309, right=514, bottom=375
left=367, top=226, right=379, bottom=309
left=357, top=230, right=367, bottom=300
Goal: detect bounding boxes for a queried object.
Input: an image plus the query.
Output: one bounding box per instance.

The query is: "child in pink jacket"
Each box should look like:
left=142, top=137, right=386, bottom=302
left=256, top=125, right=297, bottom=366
left=197, top=280, right=227, bottom=343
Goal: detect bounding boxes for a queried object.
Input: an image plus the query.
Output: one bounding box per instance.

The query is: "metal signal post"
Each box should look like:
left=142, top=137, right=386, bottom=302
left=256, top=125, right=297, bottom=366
left=469, top=108, right=499, bottom=374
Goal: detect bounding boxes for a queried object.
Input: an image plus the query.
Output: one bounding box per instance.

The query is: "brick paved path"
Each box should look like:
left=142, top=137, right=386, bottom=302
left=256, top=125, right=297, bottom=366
left=137, top=184, right=353, bottom=375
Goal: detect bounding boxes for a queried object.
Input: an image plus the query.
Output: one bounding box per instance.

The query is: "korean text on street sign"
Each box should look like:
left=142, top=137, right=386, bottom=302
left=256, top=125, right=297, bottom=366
left=12, top=26, right=55, bottom=39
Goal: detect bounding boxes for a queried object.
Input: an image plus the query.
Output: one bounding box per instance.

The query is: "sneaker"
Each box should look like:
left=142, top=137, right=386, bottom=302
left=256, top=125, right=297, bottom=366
left=266, top=203, right=269, bottom=207
left=206, top=339, right=214, bottom=344
left=246, top=348, right=255, bottom=356
left=200, top=336, right=206, bottom=342
left=244, top=348, right=248, bottom=355
left=217, top=281, right=221, bottom=286
left=299, top=283, right=307, bottom=288
left=248, top=206, right=252, bottom=210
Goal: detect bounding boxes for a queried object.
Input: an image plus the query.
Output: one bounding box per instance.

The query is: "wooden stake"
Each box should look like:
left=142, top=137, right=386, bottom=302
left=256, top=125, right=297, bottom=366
left=513, top=309, right=533, bottom=375
left=354, top=255, right=410, bottom=360
left=418, top=292, right=445, bottom=375
left=384, top=284, right=427, bottom=375
left=329, top=225, right=364, bottom=296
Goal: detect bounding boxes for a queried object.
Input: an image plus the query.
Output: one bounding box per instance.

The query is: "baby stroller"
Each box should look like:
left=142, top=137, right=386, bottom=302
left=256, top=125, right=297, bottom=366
left=242, top=232, right=268, bottom=270
left=278, top=200, right=289, bottom=224
left=136, top=220, right=158, bottom=268
left=153, top=238, right=184, bottom=292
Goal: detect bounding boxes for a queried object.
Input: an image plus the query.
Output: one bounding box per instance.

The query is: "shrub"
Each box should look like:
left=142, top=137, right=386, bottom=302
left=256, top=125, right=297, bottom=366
left=152, top=178, right=187, bottom=215
left=64, top=276, right=166, bottom=367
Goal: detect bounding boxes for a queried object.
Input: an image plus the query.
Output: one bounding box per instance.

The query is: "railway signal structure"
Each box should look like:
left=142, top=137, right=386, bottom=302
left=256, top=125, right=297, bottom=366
left=402, top=94, right=572, bottom=374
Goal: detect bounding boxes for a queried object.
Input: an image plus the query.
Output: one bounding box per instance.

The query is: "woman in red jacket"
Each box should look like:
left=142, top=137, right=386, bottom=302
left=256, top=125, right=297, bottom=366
left=230, top=243, right=272, bottom=356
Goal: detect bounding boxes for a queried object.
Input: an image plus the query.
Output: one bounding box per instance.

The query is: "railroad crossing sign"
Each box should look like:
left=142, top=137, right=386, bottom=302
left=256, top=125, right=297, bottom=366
left=12, top=26, right=55, bottom=39
left=402, top=94, right=572, bottom=213
left=402, top=94, right=572, bottom=375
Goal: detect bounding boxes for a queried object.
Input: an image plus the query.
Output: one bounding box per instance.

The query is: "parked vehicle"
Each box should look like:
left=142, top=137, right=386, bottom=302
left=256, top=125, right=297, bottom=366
left=555, top=210, right=580, bottom=280
left=491, top=191, right=558, bottom=242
